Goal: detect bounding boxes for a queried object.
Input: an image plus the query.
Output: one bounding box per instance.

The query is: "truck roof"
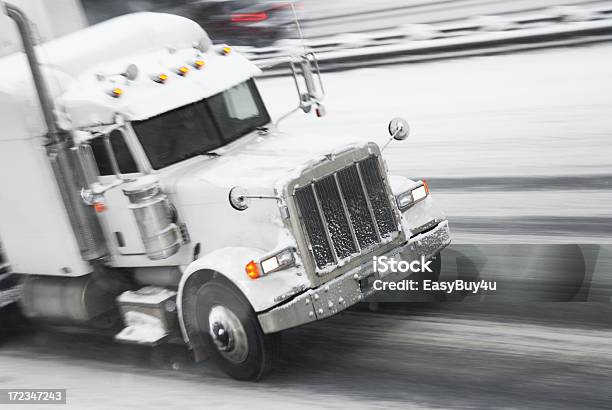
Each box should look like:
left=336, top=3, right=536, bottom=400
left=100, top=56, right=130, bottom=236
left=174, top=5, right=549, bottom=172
left=0, top=12, right=260, bottom=140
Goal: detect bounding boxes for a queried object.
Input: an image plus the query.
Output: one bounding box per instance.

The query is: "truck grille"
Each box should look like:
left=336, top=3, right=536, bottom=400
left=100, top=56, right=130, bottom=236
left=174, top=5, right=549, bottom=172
left=295, top=155, right=398, bottom=272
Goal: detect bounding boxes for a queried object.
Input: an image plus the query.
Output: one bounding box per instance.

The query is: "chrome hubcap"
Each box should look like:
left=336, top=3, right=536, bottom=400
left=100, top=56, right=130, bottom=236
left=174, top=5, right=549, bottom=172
left=208, top=305, right=248, bottom=364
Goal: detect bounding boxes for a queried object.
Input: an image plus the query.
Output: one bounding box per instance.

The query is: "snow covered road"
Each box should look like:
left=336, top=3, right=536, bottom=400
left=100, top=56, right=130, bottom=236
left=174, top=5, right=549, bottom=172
left=2, top=304, right=612, bottom=409
left=2, top=243, right=611, bottom=408
left=258, top=42, right=612, bottom=243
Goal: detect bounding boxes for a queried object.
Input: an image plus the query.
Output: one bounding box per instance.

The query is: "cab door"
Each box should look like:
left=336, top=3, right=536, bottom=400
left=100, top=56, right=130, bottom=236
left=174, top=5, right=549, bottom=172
left=88, top=130, right=146, bottom=256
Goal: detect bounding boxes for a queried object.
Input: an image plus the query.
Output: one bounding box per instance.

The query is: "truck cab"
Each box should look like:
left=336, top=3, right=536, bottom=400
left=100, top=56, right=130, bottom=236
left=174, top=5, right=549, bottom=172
left=0, top=8, right=450, bottom=380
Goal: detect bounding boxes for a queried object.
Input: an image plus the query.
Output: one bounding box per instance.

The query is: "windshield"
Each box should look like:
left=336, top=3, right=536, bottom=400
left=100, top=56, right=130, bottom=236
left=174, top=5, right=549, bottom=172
left=132, top=79, right=270, bottom=170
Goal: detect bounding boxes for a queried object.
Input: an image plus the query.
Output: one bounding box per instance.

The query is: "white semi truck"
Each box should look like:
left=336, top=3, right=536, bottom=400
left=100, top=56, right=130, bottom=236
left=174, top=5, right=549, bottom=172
left=0, top=2, right=450, bottom=380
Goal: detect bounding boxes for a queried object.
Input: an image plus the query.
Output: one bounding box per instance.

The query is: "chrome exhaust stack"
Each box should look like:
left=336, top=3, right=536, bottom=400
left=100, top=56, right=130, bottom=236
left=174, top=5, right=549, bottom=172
left=4, top=2, right=60, bottom=143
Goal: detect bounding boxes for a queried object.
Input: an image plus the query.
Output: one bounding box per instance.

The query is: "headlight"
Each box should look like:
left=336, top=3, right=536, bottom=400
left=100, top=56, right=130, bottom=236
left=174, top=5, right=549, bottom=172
left=246, top=247, right=296, bottom=279
left=396, top=180, right=430, bottom=212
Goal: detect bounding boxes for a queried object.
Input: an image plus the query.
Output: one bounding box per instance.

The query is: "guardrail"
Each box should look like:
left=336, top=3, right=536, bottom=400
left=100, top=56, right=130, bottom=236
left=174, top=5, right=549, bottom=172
left=243, top=5, right=612, bottom=74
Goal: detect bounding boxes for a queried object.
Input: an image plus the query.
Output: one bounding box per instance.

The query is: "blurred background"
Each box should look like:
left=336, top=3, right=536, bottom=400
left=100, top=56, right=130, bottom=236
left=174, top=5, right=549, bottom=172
left=1, top=1, right=612, bottom=408
left=61, top=0, right=612, bottom=245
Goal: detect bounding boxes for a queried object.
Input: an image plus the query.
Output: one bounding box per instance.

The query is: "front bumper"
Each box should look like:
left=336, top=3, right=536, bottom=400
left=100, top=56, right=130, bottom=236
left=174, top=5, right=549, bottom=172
left=258, top=220, right=451, bottom=333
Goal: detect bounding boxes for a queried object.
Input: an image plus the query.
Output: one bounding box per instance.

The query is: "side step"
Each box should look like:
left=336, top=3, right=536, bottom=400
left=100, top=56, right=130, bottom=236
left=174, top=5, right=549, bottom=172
left=115, top=286, right=178, bottom=346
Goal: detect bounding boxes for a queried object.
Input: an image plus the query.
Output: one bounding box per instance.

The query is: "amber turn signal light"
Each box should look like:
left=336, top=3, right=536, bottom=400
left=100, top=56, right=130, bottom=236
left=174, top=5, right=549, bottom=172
left=93, top=202, right=107, bottom=213
left=245, top=260, right=262, bottom=279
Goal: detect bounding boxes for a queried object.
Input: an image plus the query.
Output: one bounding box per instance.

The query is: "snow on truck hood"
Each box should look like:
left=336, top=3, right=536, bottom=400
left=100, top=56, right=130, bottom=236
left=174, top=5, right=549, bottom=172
left=169, top=131, right=374, bottom=202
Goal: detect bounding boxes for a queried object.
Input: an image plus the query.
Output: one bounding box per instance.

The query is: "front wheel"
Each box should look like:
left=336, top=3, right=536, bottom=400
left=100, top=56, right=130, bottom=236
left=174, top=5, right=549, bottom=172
left=195, top=280, right=278, bottom=381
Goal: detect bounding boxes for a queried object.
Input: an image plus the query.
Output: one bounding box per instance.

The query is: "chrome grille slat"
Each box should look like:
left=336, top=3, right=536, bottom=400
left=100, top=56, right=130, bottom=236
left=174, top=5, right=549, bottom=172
left=333, top=173, right=361, bottom=254
left=355, top=161, right=382, bottom=242
left=311, top=179, right=339, bottom=264
left=295, top=185, right=335, bottom=269
left=337, top=164, right=378, bottom=249
left=359, top=156, right=397, bottom=237
left=314, top=175, right=358, bottom=260
left=294, top=154, right=399, bottom=272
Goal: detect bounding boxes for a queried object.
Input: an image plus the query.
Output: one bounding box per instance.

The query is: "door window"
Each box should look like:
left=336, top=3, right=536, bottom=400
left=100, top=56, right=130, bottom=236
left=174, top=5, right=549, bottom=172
left=90, top=130, right=138, bottom=176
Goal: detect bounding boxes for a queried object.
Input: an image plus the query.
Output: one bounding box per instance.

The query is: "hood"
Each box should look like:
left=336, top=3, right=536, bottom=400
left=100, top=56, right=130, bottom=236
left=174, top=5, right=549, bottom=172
left=168, top=130, right=371, bottom=205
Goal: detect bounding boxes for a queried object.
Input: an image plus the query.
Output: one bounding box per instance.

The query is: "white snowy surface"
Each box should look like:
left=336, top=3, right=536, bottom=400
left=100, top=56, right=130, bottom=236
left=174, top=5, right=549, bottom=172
left=299, top=0, right=612, bottom=37
left=256, top=43, right=612, bottom=242
left=258, top=44, right=612, bottom=179
left=0, top=353, right=417, bottom=410
left=2, top=308, right=612, bottom=409
left=433, top=190, right=612, bottom=218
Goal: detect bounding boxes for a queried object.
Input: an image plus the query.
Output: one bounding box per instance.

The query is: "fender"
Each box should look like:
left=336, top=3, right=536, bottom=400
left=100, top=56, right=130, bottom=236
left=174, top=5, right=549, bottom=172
left=177, top=247, right=309, bottom=345
left=389, top=174, right=446, bottom=233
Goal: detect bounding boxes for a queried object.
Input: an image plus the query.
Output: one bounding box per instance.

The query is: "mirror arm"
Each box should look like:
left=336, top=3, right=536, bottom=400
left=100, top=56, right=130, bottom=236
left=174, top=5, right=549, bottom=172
left=275, top=106, right=300, bottom=128
left=290, top=60, right=304, bottom=107
left=103, top=135, right=122, bottom=177
left=80, top=179, right=124, bottom=205
left=241, top=194, right=282, bottom=201
left=381, top=127, right=403, bottom=151
left=306, top=52, right=325, bottom=100
left=274, top=52, right=325, bottom=128
left=381, top=136, right=395, bottom=152
left=274, top=59, right=304, bottom=128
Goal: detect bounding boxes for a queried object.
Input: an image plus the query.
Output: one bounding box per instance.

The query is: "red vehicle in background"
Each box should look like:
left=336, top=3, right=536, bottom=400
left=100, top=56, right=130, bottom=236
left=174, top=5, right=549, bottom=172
left=82, top=0, right=299, bottom=46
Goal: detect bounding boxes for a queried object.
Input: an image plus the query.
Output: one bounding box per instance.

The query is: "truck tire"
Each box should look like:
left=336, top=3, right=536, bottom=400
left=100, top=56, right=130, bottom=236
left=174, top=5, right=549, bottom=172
left=195, top=279, right=278, bottom=381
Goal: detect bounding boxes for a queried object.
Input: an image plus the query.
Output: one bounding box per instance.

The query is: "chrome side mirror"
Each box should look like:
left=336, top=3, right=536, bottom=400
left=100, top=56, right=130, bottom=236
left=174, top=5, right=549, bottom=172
left=276, top=52, right=326, bottom=126
left=229, top=186, right=251, bottom=211
left=299, top=56, right=320, bottom=104
left=228, top=186, right=282, bottom=211
left=382, top=117, right=411, bottom=151
left=389, top=117, right=410, bottom=140
left=77, top=123, right=134, bottom=207
left=80, top=179, right=124, bottom=210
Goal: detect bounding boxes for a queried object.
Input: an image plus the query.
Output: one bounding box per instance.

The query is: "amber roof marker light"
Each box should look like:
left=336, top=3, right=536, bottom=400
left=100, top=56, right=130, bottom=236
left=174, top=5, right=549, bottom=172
left=109, top=87, right=123, bottom=98
left=154, top=73, right=169, bottom=83
left=177, top=66, right=190, bottom=76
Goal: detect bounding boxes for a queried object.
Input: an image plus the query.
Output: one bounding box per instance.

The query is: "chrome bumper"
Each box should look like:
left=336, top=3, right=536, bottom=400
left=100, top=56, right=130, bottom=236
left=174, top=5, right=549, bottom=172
left=258, top=220, right=451, bottom=333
